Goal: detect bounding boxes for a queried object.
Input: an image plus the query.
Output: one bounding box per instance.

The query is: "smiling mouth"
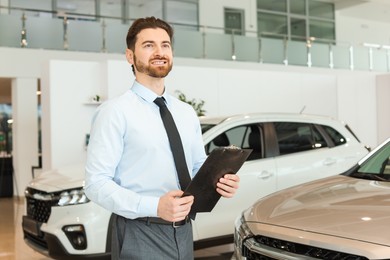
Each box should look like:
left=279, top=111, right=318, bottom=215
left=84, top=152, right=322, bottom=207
left=151, top=60, right=167, bottom=65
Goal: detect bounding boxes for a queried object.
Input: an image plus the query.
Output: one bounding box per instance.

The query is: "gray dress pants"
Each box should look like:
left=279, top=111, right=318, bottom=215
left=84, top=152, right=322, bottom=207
left=111, top=214, right=194, bottom=260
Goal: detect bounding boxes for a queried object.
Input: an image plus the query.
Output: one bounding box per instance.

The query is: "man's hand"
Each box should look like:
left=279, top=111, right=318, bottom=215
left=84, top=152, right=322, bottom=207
left=157, top=190, right=194, bottom=222
left=216, top=174, right=240, bottom=198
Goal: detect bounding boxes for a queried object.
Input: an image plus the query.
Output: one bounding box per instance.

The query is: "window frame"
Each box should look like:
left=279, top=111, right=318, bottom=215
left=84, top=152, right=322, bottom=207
left=224, top=7, right=245, bottom=36
left=257, top=0, right=335, bottom=43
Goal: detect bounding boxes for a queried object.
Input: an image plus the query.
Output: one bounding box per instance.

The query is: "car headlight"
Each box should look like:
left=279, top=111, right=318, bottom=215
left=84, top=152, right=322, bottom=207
left=234, top=214, right=254, bottom=258
left=57, top=188, right=90, bottom=206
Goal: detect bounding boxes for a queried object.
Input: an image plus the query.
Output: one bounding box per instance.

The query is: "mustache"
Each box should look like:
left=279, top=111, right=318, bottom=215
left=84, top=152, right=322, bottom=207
left=150, top=55, right=169, bottom=61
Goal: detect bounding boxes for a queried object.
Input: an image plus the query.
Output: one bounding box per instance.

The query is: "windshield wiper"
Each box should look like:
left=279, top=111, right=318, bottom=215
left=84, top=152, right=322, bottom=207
left=350, top=172, right=389, bottom=181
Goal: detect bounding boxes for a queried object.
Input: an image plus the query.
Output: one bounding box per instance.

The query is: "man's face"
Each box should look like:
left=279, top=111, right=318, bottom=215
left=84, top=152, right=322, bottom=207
left=127, top=28, right=173, bottom=78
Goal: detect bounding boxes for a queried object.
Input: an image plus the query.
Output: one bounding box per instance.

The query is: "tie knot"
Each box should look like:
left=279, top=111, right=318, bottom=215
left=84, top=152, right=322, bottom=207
left=154, top=97, right=166, bottom=108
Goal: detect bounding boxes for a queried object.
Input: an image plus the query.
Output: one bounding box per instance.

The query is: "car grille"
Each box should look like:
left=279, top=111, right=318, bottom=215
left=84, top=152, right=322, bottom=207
left=25, top=187, right=60, bottom=223
left=243, top=235, right=369, bottom=260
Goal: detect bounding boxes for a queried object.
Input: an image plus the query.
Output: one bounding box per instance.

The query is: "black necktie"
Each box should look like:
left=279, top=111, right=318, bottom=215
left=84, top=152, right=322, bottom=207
left=154, top=97, right=191, bottom=190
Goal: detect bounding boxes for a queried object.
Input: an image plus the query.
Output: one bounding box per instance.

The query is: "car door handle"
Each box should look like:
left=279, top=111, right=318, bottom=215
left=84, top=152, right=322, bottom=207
left=257, top=171, right=273, bottom=179
left=323, top=158, right=336, bottom=166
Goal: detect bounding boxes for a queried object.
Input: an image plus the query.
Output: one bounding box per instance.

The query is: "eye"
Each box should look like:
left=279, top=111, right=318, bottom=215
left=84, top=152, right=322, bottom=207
left=162, top=43, right=171, bottom=49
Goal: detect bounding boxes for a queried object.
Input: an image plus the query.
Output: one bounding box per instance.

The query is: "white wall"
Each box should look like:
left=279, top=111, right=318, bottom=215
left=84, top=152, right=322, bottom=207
left=41, top=60, right=103, bottom=170
left=0, top=46, right=388, bottom=196
left=335, top=14, right=390, bottom=46
left=0, top=47, right=124, bottom=196
left=166, top=64, right=339, bottom=117
left=106, top=58, right=382, bottom=150
left=376, top=74, right=390, bottom=144
left=336, top=73, right=378, bottom=147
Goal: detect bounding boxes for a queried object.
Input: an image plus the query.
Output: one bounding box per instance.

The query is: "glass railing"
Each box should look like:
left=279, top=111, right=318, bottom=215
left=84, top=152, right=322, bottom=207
left=1, top=6, right=389, bottom=72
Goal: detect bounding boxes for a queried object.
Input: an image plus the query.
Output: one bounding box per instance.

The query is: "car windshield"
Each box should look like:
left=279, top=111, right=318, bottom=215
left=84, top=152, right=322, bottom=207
left=201, top=124, right=216, bottom=134
left=348, top=140, right=390, bottom=181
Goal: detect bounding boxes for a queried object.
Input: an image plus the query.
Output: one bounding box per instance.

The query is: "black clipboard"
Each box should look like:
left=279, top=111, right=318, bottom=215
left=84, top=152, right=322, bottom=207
left=183, top=146, right=252, bottom=214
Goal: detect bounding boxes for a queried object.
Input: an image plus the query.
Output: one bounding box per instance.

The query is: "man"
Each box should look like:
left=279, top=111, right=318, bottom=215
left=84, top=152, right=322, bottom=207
left=85, top=16, right=240, bottom=260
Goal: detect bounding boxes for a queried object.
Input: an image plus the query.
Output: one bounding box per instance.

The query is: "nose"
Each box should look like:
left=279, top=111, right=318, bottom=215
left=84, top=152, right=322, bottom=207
left=154, top=45, right=164, bottom=56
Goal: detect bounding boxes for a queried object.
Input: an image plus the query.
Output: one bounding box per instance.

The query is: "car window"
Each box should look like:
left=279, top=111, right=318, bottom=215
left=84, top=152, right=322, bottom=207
left=358, top=143, right=390, bottom=175
left=205, top=124, right=264, bottom=161
left=349, top=141, right=390, bottom=181
left=321, top=125, right=347, bottom=146
left=275, top=122, right=327, bottom=155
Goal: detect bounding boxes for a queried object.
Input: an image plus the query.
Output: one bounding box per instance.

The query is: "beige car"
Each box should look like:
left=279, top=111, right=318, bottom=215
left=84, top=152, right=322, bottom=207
left=234, top=137, right=390, bottom=260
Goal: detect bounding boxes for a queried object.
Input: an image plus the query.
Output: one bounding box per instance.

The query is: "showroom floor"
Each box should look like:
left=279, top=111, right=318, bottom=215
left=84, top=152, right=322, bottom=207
left=0, top=197, right=233, bottom=260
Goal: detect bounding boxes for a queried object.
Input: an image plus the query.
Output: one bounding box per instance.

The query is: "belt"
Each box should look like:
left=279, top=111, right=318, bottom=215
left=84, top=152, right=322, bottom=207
left=135, top=216, right=190, bottom=228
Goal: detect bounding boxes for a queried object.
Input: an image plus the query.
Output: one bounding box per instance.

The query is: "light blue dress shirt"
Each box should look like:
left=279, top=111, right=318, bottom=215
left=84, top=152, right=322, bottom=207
left=85, top=81, right=207, bottom=219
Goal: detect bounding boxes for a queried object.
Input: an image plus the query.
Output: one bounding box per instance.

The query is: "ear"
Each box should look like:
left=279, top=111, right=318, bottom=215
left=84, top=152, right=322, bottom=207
left=125, top=49, right=134, bottom=65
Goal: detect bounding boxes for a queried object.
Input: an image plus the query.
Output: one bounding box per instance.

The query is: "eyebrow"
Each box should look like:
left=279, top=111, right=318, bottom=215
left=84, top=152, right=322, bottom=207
left=141, top=40, right=171, bottom=45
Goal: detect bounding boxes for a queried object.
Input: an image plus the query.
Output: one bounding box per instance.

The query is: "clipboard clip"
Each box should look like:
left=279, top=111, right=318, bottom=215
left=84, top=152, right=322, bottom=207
left=226, top=145, right=241, bottom=150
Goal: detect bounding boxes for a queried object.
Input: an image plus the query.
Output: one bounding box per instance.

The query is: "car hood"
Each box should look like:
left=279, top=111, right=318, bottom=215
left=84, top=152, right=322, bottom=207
left=28, top=164, right=85, bottom=192
left=246, top=175, right=390, bottom=246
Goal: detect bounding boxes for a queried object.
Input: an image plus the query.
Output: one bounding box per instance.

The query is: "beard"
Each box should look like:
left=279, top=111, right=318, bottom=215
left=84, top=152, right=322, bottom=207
left=133, top=55, right=173, bottom=78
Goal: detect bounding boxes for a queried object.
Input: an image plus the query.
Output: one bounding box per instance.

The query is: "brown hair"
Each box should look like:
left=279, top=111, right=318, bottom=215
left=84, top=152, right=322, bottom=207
left=126, top=16, right=174, bottom=51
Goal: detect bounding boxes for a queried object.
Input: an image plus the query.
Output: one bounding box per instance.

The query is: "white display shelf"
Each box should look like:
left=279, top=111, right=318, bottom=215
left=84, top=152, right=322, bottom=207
left=83, top=101, right=102, bottom=105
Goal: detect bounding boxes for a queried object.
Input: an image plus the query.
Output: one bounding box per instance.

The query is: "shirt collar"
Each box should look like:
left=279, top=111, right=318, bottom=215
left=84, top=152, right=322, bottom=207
left=131, top=81, right=169, bottom=105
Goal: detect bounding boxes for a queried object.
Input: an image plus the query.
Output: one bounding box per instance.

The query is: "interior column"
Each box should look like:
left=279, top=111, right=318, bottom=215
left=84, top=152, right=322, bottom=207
left=11, top=77, right=39, bottom=197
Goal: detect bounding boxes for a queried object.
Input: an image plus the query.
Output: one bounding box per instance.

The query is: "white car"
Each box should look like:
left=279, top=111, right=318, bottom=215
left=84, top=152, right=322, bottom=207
left=22, top=113, right=369, bottom=259
left=234, top=137, right=390, bottom=260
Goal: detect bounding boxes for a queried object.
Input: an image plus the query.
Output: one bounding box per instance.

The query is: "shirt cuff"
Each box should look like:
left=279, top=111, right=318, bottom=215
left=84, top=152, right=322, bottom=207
left=138, top=196, right=159, bottom=217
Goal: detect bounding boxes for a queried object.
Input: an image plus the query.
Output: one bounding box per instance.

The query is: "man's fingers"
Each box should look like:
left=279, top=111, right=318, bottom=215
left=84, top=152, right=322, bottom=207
left=167, top=190, right=184, bottom=198
left=216, top=174, right=240, bottom=198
